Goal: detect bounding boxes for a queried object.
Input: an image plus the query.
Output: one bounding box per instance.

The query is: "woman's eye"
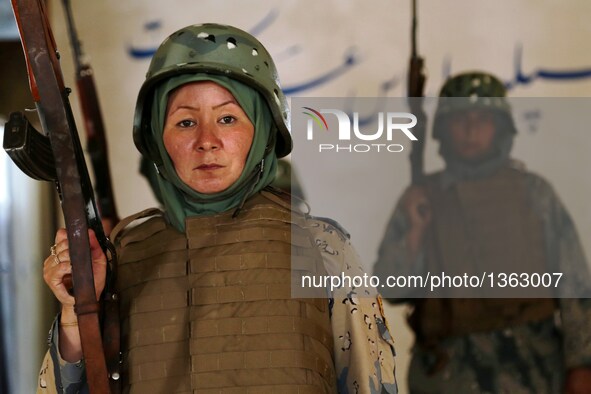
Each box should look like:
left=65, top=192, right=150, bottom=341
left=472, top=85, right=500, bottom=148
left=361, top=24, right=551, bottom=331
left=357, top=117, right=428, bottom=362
left=219, top=115, right=236, bottom=124
left=177, top=119, right=196, bottom=128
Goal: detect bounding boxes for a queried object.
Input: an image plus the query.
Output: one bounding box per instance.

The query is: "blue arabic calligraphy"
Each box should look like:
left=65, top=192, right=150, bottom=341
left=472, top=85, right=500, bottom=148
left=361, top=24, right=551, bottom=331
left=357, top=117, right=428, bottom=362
left=248, top=8, right=279, bottom=37
left=126, top=10, right=591, bottom=95
left=505, top=44, right=591, bottom=89
left=126, top=9, right=361, bottom=93
left=283, top=49, right=360, bottom=95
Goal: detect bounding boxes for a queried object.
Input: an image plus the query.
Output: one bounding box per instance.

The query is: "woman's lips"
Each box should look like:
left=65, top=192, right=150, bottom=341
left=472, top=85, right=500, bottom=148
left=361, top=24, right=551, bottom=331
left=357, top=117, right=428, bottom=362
left=196, top=164, right=223, bottom=170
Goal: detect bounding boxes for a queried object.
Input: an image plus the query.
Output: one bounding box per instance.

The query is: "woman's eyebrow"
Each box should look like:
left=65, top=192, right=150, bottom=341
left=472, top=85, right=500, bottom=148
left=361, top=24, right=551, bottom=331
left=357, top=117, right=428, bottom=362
left=212, top=100, right=236, bottom=110
left=172, top=105, right=199, bottom=112
left=169, top=99, right=237, bottom=114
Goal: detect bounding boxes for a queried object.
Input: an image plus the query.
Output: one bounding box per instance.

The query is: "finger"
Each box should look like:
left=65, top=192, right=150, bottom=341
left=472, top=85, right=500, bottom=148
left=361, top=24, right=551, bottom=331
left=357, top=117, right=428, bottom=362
left=46, top=256, right=72, bottom=279
left=55, top=248, right=70, bottom=266
left=88, top=229, right=107, bottom=263
left=53, top=239, right=70, bottom=259
left=54, top=228, right=68, bottom=244
left=44, top=260, right=75, bottom=305
left=43, top=256, right=58, bottom=273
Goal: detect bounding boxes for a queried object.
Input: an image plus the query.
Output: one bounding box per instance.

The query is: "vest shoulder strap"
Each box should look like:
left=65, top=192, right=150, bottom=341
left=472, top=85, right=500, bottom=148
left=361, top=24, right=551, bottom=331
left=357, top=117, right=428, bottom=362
left=110, top=207, right=165, bottom=246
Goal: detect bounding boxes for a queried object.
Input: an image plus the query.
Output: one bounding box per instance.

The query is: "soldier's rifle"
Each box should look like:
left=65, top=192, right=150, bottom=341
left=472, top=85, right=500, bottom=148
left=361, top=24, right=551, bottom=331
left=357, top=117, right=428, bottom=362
left=3, top=0, right=118, bottom=392
left=407, top=0, right=427, bottom=184
left=404, top=2, right=452, bottom=373
left=62, top=0, right=119, bottom=227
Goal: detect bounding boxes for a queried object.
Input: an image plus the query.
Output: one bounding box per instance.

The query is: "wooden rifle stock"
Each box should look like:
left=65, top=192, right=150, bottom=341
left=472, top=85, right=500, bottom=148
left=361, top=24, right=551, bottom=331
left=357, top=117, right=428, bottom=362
left=7, top=1, right=117, bottom=392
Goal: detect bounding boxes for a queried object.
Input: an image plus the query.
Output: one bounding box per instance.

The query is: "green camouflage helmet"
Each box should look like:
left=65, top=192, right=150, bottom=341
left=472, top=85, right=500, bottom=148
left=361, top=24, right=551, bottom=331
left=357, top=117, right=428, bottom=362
left=433, top=71, right=516, bottom=139
left=133, top=23, right=292, bottom=161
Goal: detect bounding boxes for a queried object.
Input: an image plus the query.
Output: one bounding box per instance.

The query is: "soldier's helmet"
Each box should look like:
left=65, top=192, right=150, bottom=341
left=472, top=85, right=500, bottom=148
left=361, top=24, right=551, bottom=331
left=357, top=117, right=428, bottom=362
left=433, top=71, right=517, bottom=140
left=133, top=23, right=292, bottom=164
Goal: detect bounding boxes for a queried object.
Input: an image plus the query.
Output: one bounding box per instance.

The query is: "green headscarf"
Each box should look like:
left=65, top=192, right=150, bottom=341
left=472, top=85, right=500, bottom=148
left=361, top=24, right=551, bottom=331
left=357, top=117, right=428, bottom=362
left=148, top=74, right=278, bottom=231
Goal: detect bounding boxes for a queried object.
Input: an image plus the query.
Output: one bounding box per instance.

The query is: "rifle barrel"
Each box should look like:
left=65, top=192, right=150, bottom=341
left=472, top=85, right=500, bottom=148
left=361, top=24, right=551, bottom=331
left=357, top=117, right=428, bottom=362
left=62, top=0, right=84, bottom=71
left=411, top=0, right=417, bottom=58
left=62, top=0, right=119, bottom=225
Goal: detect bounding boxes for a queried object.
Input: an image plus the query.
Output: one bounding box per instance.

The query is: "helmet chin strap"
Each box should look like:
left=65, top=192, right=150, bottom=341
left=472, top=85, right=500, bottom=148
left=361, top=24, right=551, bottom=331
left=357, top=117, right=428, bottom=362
left=232, top=158, right=265, bottom=218
left=231, top=133, right=276, bottom=218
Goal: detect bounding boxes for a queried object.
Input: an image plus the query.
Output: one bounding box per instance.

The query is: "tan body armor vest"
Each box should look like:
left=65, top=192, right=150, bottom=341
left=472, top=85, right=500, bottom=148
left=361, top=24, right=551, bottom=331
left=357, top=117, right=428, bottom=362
left=411, top=166, right=556, bottom=340
left=113, top=192, right=336, bottom=393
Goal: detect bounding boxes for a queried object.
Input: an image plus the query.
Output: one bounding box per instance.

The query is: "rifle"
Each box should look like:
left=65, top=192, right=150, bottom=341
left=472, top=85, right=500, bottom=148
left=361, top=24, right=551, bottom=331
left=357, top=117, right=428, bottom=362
left=62, top=0, right=119, bottom=229
left=405, top=2, right=451, bottom=373
left=407, top=0, right=427, bottom=184
left=3, top=1, right=118, bottom=392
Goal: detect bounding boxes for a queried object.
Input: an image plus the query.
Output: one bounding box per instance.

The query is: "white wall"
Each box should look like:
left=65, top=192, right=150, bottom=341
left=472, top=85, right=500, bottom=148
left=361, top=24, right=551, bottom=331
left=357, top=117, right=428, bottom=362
left=1, top=121, right=56, bottom=394
left=46, top=1, right=591, bottom=392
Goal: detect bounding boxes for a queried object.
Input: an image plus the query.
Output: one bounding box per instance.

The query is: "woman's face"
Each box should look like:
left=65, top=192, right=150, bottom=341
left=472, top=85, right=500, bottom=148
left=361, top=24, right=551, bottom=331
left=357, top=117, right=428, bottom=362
left=163, top=81, right=254, bottom=194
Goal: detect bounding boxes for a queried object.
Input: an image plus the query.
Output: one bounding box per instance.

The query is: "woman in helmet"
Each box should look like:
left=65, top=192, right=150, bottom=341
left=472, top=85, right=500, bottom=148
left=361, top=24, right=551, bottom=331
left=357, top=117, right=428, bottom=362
left=39, top=24, right=397, bottom=393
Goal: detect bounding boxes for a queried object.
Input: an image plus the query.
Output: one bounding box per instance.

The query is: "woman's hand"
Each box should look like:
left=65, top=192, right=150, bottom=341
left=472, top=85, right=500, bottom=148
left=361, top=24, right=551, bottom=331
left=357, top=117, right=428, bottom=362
left=43, top=228, right=107, bottom=305
left=42, top=228, right=107, bottom=362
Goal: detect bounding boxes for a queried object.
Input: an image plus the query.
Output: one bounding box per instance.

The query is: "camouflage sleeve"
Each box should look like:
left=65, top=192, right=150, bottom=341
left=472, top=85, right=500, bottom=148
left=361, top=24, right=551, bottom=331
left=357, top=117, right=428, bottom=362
left=527, top=173, right=591, bottom=369
left=308, top=218, right=398, bottom=393
left=37, top=316, right=88, bottom=394
left=372, top=201, right=427, bottom=301
left=559, top=298, right=591, bottom=368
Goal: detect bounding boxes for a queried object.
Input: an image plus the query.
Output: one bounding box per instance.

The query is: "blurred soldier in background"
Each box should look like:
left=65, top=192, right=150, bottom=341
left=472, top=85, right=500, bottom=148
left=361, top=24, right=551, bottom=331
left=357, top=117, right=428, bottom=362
left=374, top=71, right=591, bottom=393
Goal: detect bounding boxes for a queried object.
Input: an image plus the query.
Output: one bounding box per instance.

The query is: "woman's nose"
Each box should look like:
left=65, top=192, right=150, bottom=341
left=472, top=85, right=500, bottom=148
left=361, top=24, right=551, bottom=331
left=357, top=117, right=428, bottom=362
left=195, top=125, right=221, bottom=151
